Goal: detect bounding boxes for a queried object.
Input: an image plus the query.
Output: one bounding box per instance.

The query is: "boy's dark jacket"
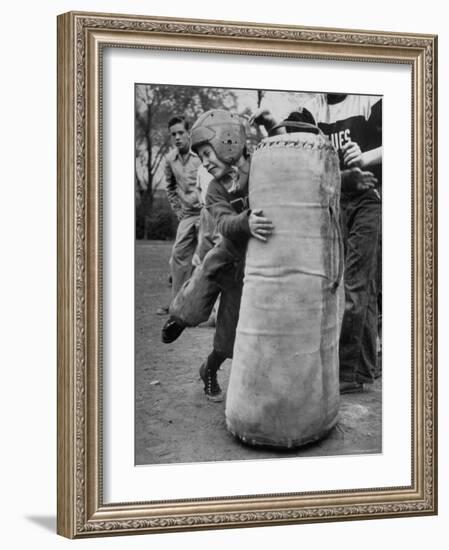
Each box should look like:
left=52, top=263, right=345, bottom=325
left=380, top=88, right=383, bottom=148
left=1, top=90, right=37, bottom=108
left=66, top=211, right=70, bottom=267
left=205, top=177, right=251, bottom=260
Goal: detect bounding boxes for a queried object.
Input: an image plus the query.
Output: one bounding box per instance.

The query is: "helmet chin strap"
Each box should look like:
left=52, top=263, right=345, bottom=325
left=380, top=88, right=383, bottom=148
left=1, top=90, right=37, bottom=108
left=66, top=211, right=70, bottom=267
left=225, top=159, right=250, bottom=194
left=224, top=167, right=241, bottom=194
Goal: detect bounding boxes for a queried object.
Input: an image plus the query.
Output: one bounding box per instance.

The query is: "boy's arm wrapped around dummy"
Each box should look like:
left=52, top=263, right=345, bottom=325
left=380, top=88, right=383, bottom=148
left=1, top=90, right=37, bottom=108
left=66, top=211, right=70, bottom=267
left=205, top=182, right=251, bottom=242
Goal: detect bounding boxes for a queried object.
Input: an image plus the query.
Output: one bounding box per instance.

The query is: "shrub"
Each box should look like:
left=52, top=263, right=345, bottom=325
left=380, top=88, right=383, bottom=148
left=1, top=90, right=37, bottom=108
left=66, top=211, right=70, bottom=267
left=136, top=192, right=178, bottom=240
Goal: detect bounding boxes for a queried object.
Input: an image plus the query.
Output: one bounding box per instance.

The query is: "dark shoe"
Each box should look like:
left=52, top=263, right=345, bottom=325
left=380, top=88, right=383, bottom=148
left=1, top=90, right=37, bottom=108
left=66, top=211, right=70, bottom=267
left=340, top=381, right=365, bottom=394
left=156, top=306, right=169, bottom=316
left=199, top=362, right=223, bottom=402
left=162, top=317, right=185, bottom=343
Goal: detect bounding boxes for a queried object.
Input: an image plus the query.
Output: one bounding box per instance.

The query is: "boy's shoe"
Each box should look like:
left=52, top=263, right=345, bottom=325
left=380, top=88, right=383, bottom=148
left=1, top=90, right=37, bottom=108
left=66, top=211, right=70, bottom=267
left=339, top=381, right=365, bottom=394
left=156, top=306, right=169, bottom=315
left=199, top=362, right=223, bottom=402
left=161, top=317, right=185, bottom=343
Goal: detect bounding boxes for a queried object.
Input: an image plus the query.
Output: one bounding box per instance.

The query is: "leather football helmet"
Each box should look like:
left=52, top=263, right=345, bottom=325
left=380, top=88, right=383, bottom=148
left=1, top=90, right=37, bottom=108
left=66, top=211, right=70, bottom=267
left=190, top=109, right=246, bottom=165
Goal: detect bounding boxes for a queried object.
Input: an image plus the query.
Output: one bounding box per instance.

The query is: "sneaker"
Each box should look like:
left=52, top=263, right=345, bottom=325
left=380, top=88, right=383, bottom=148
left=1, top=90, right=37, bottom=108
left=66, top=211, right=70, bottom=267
left=199, top=362, right=223, bottom=402
left=339, top=381, right=365, bottom=394
left=161, top=317, right=185, bottom=343
left=156, top=306, right=169, bottom=316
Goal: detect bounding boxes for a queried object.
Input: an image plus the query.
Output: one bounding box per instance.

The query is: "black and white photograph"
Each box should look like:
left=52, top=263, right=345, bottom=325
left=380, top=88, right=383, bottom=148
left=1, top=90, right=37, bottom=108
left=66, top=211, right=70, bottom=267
left=2, top=0, right=444, bottom=544
left=53, top=7, right=437, bottom=541
left=135, top=84, right=383, bottom=466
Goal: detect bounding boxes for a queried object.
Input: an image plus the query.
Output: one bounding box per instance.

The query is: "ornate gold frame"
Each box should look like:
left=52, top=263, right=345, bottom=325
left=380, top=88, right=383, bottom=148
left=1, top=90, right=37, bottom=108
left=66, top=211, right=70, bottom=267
left=57, top=11, right=438, bottom=538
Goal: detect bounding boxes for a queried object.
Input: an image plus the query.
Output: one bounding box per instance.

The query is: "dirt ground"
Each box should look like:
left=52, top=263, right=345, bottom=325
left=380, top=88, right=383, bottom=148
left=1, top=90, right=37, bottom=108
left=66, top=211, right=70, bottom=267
left=135, top=240, right=382, bottom=465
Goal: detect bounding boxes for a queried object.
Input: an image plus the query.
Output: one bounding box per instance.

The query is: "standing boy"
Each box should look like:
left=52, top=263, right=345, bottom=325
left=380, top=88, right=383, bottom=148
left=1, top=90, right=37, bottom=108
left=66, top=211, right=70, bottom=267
left=164, top=115, right=202, bottom=301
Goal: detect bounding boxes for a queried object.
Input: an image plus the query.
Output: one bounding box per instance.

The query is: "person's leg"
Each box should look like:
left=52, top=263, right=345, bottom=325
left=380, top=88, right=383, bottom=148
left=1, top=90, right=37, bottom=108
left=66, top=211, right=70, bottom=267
left=198, top=290, right=236, bottom=403
left=162, top=264, right=219, bottom=343
left=162, top=246, right=234, bottom=343
left=375, top=214, right=383, bottom=378
left=212, top=275, right=243, bottom=359
left=339, top=190, right=381, bottom=387
left=198, top=263, right=243, bottom=400
left=360, top=280, right=379, bottom=378
left=199, top=349, right=228, bottom=402
left=197, top=253, right=244, bottom=401
left=170, top=215, right=199, bottom=299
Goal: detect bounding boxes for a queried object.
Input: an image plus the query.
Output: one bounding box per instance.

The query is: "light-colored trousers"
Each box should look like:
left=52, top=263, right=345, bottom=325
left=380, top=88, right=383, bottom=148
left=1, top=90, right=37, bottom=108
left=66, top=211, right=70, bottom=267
left=169, top=214, right=200, bottom=299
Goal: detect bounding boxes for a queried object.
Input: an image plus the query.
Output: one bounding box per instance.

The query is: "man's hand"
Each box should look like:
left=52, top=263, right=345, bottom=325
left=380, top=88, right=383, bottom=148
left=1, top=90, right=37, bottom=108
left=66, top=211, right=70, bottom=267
left=249, top=108, right=279, bottom=132
left=341, top=167, right=378, bottom=195
left=341, top=140, right=363, bottom=168
left=249, top=209, right=274, bottom=242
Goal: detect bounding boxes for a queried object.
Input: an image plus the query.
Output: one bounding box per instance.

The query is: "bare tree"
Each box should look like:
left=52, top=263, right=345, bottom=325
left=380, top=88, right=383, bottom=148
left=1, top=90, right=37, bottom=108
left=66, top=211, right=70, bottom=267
left=135, top=84, right=238, bottom=239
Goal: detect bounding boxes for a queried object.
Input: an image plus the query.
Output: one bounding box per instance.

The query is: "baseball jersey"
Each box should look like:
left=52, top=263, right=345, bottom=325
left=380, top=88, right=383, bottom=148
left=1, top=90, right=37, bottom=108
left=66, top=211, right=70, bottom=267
left=306, top=94, right=382, bottom=186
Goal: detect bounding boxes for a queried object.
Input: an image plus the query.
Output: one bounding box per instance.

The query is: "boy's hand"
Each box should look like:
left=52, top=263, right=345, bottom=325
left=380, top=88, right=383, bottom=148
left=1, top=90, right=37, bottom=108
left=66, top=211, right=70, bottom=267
left=249, top=209, right=274, bottom=242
